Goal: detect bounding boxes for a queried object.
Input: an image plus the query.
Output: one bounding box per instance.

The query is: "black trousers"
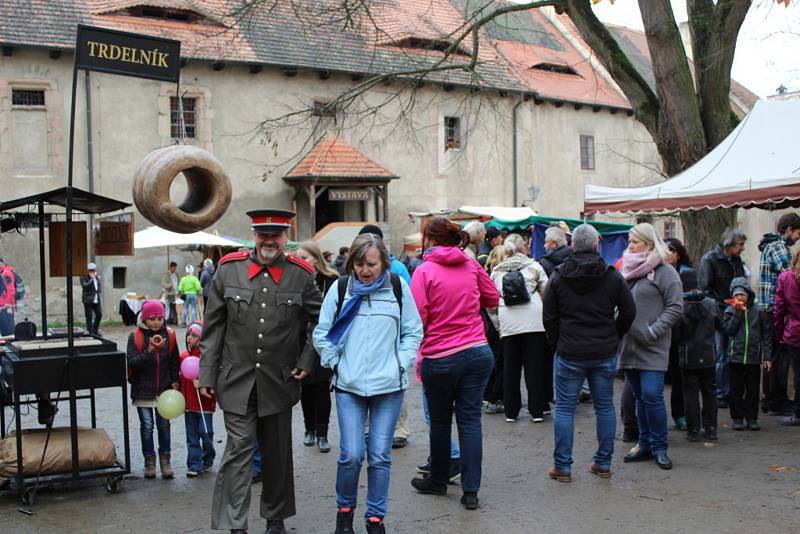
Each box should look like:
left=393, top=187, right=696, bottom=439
left=484, top=332, right=504, bottom=404
left=681, top=367, right=717, bottom=432
left=764, top=344, right=792, bottom=412
left=503, top=332, right=548, bottom=419
left=783, top=344, right=800, bottom=417
left=83, top=302, right=102, bottom=335
left=729, top=362, right=761, bottom=422
left=300, top=381, right=331, bottom=436
left=667, top=345, right=685, bottom=420
left=620, top=377, right=638, bottom=434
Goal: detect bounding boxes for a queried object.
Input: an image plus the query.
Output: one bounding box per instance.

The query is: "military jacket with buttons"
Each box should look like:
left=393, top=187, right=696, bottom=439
left=199, top=251, right=323, bottom=417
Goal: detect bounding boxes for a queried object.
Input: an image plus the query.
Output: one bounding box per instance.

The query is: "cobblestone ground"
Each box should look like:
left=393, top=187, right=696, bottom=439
left=2, top=326, right=799, bottom=533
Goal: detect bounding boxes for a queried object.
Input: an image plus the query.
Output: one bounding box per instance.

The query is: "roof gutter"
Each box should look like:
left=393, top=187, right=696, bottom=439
left=512, top=93, right=524, bottom=206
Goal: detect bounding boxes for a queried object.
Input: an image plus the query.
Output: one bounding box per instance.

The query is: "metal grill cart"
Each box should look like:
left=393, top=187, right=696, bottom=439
left=0, top=187, right=131, bottom=504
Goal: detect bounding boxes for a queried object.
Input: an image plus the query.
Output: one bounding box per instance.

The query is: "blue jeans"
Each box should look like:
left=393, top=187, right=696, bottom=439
left=182, top=293, right=197, bottom=324
left=336, top=389, right=404, bottom=519
left=553, top=354, right=617, bottom=472
left=624, top=369, right=669, bottom=454
left=421, top=388, right=460, bottom=459
left=185, top=411, right=215, bottom=471
left=715, top=331, right=730, bottom=400
left=0, top=308, right=14, bottom=336
left=252, top=437, right=261, bottom=476
left=137, top=406, right=171, bottom=457
left=421, top=344, right=493, bottom=492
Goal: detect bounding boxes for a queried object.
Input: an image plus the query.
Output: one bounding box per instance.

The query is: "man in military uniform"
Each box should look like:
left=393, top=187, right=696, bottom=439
left=199, top=209, right=323, bottom=534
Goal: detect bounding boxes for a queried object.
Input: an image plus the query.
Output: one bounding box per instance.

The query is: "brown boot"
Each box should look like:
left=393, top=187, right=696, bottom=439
left=143, top=456, right=156, bottom=479
left=159, top=453, right=174, bottom=479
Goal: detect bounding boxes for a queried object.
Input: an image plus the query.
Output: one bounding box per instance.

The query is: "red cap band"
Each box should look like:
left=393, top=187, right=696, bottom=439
left=251, top=216, right=291, bottom=225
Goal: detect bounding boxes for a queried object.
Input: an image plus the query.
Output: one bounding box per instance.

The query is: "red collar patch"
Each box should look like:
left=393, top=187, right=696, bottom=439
left=247, top=262, right=283, bottom=283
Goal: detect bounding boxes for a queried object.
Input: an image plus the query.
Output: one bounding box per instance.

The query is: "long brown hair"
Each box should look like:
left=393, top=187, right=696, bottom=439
left=792, top=246, right=800, bottom=280
left=297, top=240, right=339, bottom=278
left=423, top=217, right=468, bottom=251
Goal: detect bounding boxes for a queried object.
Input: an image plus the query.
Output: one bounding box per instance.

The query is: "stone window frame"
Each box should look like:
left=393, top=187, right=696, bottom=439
left=579, top=134, right=595, bottom=170
left=158, top=84, right=212, bottom=151
left=1, top=79, right=62, bottom=178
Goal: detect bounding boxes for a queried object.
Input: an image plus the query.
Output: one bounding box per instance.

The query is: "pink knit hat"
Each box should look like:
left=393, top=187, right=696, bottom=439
left=141, top=299, right=165, bottom=321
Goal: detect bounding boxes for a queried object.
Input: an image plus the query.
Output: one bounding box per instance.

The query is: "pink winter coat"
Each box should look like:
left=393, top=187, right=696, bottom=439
left=410, top=246, right=499, bottom=358
left=773, top=270, right=800, bottom=348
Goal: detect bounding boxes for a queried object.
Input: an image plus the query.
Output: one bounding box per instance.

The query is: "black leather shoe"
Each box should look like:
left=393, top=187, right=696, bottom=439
left=732, top=419, right=746, bottom=431
left=747, top=420, right=761, bottom=431
left=411, top=477, right=446, bottom=495
left=654, top=452, right=673, bottom=470
left=623, top=445, right=653, bottom=463
left=265, top=519, right=286, bottom=534
left=335, top=508, right=355, bottom=534
left=460, top=492, right=479, bottom=510
left=317, top=436, right=331, bottom=453
left=686, top=430, right=701, bottom=442
left=701, top=427, right=718, bottom=440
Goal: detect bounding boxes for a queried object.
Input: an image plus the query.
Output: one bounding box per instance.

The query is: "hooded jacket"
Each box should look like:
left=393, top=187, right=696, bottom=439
left=490, top=253, right=547, bottom=337
left=673, top=290, right=721, bottom=369
left=722, top=277, right=773, bottom=364
left=542, top=251, right=635, bottom=360
left=539, top=245, right=572, bottom=277
left=126, top=315, right=180, bottom=401
left=410, top=246, right=499, bottom=357
left=313, top=275, right=423, bottom=397
left=774, top=269, right=800, bottom=348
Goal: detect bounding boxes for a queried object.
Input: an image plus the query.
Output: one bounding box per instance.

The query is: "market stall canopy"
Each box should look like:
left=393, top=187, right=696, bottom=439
left=409, top=206, right=537, bottom=223
left=0, top=186, right=130, bottom=215
left=584, top=99, right=800, bottom=214
left=133, top=226, right=242, bottom=249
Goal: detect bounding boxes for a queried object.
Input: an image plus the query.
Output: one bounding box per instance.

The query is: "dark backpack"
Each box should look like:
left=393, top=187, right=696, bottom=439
left=13, top=271, right=25, bottom=300
left=334, top=273, right=403, bottom=319
left=502, top=270, right=530, bottom=306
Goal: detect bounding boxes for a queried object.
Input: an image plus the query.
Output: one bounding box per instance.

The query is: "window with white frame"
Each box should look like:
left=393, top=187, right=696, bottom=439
left=170, top=96, right=196, bottom=138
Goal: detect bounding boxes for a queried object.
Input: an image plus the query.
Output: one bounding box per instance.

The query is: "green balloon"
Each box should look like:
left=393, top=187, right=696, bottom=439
left=156, top=390, right=186, bottom=420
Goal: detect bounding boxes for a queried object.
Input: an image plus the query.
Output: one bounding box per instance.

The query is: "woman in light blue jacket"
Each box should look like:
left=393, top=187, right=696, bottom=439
left=313, top=233, right=422, bottom=534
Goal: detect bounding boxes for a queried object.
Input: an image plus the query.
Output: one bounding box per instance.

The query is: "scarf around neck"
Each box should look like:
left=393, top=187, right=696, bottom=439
left=622, top=251, right=662, bottom=281
left=326, top=271, right=388, bottom=345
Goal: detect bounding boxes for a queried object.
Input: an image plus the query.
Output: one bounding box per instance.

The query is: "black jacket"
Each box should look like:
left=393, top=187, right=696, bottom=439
left=80, top=275, right=101, bottom=305
left=477, top=241, right=493, bottom=267
left=721, top=277, right=773, bottom=364
left=543, top=251, right=636, bottom=360
left=673, top=290, right=721, bottom=369
left=539, top=245, right=572, bottom=277
left=126, top=320, right=180, bottom=401
left=699, top=245, right=745, bottom=308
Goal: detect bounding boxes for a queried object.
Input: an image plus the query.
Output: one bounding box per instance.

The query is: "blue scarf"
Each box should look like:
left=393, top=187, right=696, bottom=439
left=326, top=272, right=387, bottom=345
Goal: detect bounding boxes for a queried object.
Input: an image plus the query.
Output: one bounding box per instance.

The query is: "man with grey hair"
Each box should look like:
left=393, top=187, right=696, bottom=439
left=463, top=221, right=486, bottom=260
left=543, top=224, right=635, bottom=482
left=540, top=225, right=571, bottom=277
left=699, top=228, right=747, bottom=407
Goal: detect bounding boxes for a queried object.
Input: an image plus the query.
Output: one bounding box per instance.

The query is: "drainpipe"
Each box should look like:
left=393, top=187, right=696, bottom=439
left=85, top=71, right=95, bottom=259
left=512, top=94, right=524, bottom=206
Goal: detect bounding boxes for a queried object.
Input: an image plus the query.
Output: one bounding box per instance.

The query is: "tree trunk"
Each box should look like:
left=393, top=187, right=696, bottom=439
left=680, top=208, right=737, bottom=265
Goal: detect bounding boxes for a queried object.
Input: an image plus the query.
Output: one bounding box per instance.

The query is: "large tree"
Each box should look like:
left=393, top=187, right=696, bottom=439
left=236, top=0, right=778, bottom=260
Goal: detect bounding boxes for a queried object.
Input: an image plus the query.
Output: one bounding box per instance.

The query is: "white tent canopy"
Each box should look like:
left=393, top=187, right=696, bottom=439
left=584, top=99, right=800, bottom=214
left=134, top=226, right=242, bottom=249
left=409, top=205, right=537, bottom=221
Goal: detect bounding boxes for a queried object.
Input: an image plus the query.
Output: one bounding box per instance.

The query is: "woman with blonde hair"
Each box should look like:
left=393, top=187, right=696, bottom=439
left=773, top=246, right=800, bottom=426
left=619, top=223, right=683, bottom=470
left=295, top=240, right=340, bottom=452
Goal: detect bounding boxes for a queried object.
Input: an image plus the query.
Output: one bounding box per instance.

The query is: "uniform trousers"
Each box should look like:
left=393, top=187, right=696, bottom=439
left=211, top=385, right=295, bottom=530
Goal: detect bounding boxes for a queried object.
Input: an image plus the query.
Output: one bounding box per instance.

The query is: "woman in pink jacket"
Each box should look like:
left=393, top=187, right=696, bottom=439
left=409, top=217, right=499, bottom=510
left=773, top=246, right=800, bottom=427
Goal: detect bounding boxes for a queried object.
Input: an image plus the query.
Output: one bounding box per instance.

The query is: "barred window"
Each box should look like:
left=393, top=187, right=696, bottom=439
left=580, top=134, right=595, bottom=170
left=170, top=97, right=196, bottom=138
left=444, top=116, right=461, bottom=150
left=12, top=89, right=45, bottom=106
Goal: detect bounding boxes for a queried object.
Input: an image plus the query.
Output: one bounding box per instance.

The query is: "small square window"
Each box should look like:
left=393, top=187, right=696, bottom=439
left=580, top=134, right=595, bottom=170
left=112, top=267, right=127, bottom=289
left=444, top=116, right=461, bottom=150
left=170, top=96, right=196, bottom=138
left=12, top=89, right=45, bottom=106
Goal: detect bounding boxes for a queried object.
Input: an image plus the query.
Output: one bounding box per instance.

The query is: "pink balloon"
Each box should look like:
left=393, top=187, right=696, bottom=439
left=181, top=356, right=200, bottom=380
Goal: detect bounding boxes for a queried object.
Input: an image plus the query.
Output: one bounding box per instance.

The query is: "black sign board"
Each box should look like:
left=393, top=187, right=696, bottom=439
left=75, top=24, right=181, bottom=83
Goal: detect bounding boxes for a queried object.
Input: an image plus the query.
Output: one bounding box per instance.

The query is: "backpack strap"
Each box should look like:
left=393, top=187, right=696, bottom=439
left=389, top=273, right=403, bottom=316
left=134, top=328, right=144, bottom=353
left=334, top=275, right=350, bottom=321
left=166, top=327, right=177, bottom=353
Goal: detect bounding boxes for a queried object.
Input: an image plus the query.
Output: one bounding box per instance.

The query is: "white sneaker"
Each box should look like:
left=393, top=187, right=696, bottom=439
left=505, top=417, right=517, bottom=423
left=530, top=416, right=544, bottom=423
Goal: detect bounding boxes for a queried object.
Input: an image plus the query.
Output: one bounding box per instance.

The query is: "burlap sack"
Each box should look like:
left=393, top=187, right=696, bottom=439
left=0, top=427, right=117, bottom=477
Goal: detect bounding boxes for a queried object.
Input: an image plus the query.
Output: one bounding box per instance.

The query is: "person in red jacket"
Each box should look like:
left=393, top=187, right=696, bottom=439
left=180, top=321, right=216, bottom=477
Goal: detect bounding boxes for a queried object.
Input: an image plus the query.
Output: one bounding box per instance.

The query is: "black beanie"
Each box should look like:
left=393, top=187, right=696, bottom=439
left=358, top=224, right=383, bottom=239
left=679, top=268, right=699, bottom=291
left=485, top=227, right=501, bottom=241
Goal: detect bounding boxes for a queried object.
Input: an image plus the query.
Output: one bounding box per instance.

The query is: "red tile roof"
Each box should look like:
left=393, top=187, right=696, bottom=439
left=285, top=135, right=397, bottom=179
